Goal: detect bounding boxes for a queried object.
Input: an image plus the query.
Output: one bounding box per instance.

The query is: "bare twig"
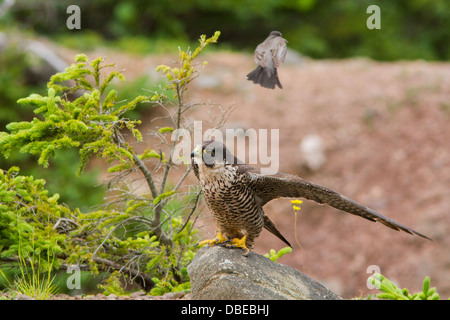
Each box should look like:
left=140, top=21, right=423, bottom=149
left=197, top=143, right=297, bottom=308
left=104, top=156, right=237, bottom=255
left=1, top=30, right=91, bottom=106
left=113, top=131, right=159, bottom=199
left=176, top=190, right=202, bottom=235
left=133, top=153, right=159, bottom=199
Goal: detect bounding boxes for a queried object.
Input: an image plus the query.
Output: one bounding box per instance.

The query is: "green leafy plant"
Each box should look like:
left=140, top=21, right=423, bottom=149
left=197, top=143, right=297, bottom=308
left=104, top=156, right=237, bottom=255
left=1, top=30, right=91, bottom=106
left=263, top=247, right=292, bottom=263
left=0, top=31, right=221, bottom=295
left=369, top=273, right=441, bottom=300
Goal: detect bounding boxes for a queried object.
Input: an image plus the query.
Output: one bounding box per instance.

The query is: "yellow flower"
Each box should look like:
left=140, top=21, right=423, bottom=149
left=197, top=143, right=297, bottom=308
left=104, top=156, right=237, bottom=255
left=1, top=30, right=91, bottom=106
left=290, top=200, right=303, bottom=212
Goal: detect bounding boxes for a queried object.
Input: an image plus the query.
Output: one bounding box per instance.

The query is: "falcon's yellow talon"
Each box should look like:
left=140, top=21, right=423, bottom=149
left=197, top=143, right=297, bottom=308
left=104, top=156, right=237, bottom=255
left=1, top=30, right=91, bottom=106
left=197, top=234, right=250, bottom=256
left=222, top=235, right=250, bottom=256
left=196, top=232, right=227, bottom=248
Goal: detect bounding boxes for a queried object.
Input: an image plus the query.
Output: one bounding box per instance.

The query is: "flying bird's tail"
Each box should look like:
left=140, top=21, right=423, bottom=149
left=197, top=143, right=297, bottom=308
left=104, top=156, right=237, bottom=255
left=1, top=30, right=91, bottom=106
left=247, top=66, right=282, bottom=89
left=263, top=215, right=291, bottom=247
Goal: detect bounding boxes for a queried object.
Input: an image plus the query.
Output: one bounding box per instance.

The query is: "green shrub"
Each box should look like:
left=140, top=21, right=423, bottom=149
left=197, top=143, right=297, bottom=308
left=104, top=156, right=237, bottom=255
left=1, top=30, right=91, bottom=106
left=0, top=34, right=104, bottom=212
left=0, top=31, right=221, bottom=295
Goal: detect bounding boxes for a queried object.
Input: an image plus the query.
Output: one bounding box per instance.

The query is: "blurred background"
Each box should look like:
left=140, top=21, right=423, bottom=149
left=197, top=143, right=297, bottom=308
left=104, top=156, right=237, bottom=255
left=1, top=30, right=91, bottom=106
left=0, top=0, right=449, bottom=299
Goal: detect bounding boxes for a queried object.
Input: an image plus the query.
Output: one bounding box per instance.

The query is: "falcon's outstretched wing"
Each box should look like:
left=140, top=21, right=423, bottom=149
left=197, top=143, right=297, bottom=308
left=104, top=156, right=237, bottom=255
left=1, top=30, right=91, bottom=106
left=239, top=166, right=431, bottom=240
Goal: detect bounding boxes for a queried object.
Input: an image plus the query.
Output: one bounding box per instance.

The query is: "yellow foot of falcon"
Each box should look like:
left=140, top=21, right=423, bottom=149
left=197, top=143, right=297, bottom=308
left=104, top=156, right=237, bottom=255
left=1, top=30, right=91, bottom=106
left=196, top=233, right=250, bottom=256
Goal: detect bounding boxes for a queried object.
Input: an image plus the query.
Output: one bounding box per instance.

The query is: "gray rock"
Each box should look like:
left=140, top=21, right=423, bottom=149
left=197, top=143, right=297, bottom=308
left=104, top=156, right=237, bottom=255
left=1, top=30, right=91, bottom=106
left=187, top=246, right=342, bottom=300
left=129, top=291, right=146, bottom=299
left=14, top=293, right=34, bottom=300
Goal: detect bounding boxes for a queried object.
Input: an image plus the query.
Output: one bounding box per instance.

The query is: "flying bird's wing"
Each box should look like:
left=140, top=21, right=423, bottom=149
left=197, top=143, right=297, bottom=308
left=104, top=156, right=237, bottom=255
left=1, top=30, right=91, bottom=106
left=271, top=38, right=287, bottom=68
left=239, top=166, right=431, bottom=240
left=254, top=43, right=267, bottom=68
left=254, top=38, right=287, bottom=69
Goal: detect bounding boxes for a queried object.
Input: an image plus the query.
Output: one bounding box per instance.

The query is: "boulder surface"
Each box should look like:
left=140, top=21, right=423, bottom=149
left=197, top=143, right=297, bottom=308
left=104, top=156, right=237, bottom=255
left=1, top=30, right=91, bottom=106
left=187, top=246, right=342, bottom=300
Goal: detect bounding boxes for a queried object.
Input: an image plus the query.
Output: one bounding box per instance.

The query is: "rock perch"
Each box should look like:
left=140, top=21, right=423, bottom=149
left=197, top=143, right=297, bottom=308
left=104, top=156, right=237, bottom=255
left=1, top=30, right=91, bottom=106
left=187, top=246, right=342, bottom=300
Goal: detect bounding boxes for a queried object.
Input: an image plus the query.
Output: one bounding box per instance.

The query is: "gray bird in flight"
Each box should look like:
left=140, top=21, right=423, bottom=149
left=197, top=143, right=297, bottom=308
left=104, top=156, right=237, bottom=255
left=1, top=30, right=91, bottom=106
left=247, top=31, right=288, bottom=89
left=191, top=140, right=431, bottom=255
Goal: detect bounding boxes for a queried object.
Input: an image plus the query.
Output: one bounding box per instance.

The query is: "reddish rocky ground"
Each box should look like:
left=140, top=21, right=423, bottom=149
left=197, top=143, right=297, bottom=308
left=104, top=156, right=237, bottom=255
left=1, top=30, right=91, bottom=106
left=39, top=43, right=450, bottom=299
left=178, top=52, right=449, bottom=299
left=174, top=52, right=449, bottom=299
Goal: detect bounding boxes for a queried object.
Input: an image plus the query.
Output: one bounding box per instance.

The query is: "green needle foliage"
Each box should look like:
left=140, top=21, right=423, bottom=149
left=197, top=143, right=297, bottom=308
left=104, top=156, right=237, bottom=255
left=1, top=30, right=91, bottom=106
left=0, top=166, right=68, bottom=265
left=0, top=31, right=221, bottom=295
left=0, top=54, right=147, bottom=175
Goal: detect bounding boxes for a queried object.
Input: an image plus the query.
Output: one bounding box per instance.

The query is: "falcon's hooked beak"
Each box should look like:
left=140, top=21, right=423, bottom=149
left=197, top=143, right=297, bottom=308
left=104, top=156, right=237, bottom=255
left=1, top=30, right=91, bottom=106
left=190, top=145, right=202, bottom=159
left=191, top=144, right=219, bottom=170
left=191, top=144, right=216, bottom=169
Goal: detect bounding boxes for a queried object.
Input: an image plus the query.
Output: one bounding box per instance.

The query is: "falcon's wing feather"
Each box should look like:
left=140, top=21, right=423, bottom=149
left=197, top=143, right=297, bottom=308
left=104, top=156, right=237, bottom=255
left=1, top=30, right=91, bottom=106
left=240, top=166, right=430, bottom=240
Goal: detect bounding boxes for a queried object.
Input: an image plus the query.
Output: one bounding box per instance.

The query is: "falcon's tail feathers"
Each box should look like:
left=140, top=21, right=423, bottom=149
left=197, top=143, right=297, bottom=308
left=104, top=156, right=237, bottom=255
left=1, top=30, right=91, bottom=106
left=263, top=215, right=291, bottom=247
left=247, top=66, right=282, bottom=89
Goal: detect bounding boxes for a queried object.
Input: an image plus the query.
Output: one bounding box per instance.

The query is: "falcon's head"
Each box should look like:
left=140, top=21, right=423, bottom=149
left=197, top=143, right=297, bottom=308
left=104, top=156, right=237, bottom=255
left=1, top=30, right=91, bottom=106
left=190, top=140, right=242, bottom=179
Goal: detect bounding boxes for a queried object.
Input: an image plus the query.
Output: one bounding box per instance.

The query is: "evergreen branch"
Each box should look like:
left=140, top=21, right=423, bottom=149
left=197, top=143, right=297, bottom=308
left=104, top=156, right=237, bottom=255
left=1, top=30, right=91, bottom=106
left=0, top=32, right=222, bottom=295
left=92, top=256, right=155, bottom=291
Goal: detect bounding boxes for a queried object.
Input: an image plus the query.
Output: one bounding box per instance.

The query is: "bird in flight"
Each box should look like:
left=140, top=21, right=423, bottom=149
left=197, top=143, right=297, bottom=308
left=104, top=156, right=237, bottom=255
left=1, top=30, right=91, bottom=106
left=191, top=140, right=430, bottom=256
left=247, top=31, right=287, bottom=89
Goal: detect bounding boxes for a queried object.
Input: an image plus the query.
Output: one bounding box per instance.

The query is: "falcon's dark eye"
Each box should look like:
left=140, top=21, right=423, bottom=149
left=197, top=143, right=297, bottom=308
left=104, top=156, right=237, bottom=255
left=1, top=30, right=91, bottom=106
left=210, top=148, right=215, bottom=157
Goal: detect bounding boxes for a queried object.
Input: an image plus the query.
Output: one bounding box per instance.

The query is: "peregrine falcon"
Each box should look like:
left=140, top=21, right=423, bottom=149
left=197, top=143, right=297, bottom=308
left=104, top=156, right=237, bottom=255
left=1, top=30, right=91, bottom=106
left=191, top=140, right=430, bottom=255
left=246, top=31, right=287, bottom=89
